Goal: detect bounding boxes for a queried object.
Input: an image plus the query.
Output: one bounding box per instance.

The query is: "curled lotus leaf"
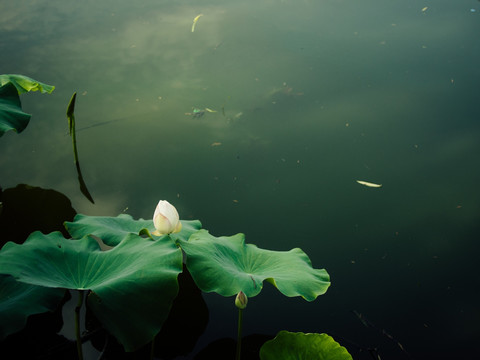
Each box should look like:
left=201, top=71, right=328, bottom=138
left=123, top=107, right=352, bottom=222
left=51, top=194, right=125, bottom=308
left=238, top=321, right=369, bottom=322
left=0, top=75, right=54, bottom=137
left=0, top=74, right=55, bottom=94
left=0, top=82, right=31, bottom=137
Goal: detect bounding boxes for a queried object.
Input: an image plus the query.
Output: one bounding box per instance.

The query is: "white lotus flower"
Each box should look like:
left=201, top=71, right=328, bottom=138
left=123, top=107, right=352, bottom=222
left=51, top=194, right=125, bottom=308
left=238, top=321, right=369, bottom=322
left=152, top=200, right=182, bottom=236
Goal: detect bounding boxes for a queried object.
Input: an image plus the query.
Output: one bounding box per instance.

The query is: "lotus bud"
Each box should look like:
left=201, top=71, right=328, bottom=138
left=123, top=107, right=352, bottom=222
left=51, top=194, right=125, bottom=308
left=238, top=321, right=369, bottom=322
left=235, top=291, right=248, bottom=310
left=152, top=200, right=182, bottom=236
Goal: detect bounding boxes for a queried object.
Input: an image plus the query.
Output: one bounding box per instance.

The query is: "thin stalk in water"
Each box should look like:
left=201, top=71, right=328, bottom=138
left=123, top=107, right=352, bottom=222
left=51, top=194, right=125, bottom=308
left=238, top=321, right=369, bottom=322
left=75, top=290, right=85, bottom=360
left=235, top=308, right=243, bottom=360
left=66, top=92, right=94, bottom=204
left=149, top=333, right=157, bottom=360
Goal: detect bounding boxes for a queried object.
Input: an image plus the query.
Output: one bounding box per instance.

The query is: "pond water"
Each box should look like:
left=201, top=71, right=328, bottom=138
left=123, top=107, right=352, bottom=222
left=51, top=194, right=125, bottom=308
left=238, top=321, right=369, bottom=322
left=1, top=0, right=480, bottom=359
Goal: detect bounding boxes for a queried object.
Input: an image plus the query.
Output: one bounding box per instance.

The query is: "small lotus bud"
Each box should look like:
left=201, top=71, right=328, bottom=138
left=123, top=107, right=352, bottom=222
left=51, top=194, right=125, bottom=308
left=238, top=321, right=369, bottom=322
left=235, top=291, right=248, bottom=310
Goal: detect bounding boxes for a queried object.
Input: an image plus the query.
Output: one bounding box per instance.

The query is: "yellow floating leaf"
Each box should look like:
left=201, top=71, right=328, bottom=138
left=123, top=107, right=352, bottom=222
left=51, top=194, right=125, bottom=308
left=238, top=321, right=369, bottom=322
left=356, top=180, right=382, bottom=188
left=211, top=142, right=222, bottom=146
left=191, top=14, right=203, bottom=32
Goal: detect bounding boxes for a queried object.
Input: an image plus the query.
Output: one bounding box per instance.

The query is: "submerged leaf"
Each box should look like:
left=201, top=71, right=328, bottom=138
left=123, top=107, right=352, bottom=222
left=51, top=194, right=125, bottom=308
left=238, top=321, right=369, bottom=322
left=0, top=231, right=183, bottom=351
left=259, top=331, right=353, bottom=360
left=177, top=230, right=330, bottom=301
left=65, top=213, right=201, bottom=247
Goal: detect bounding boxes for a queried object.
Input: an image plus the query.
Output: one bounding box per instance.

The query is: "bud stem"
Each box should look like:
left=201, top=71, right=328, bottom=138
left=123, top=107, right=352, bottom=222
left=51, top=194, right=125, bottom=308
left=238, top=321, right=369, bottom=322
left=235, top=308, right=243, bottom=360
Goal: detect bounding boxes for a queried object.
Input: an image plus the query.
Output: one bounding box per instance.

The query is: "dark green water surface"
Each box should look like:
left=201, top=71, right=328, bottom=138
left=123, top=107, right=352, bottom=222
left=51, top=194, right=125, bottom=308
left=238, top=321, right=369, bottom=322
left=1, top=0, right=480, bottom=358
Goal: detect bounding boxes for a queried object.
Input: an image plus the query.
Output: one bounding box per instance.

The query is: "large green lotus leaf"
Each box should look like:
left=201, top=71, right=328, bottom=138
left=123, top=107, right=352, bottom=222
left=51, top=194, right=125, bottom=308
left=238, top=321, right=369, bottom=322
left=0, top=274, right=66, bottom=340
left=0, top=82, right=31, bottom=137
left=259, top=331, right=353, bottom=360
left=0, top=231, right=183, bottom=351
left=0, top=74, right=55, bottom=94
left=65, top=213, right=201, bottom=246
left=177, top=230, right=330, bottom=300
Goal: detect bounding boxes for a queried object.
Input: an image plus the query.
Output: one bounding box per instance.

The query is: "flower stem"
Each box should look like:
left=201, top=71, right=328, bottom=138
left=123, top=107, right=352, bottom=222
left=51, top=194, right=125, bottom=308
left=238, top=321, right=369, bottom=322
left=150, top=333, right=156, bottom=360
left=75, top=290, right=84, bottom=360
left=235, top=308, right=243, bottom=360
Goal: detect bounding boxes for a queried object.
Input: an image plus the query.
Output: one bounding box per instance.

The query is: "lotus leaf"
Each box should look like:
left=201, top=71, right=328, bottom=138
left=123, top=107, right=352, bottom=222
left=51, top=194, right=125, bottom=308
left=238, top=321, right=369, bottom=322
left=65, top=213, right=201, bottom=246
left=0, top=275, right=65, bottom=340
left=0, top=74, right=55, bottom=94
left=0, top=82, right=31, bottom=137
left=177, top=230, right=330, bottom=301
left=0, top=75, right=54, bottom=137
left=259, top=331, right=353, bottom=360
left=0, top=231, right=183, bottom=351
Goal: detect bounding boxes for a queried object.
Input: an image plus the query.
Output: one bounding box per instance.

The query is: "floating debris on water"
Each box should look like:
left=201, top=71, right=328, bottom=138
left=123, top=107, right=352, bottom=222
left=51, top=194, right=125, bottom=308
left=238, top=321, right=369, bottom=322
left=185, top=108, right=204, bottom=118
left=356, top=180, right=382, bottom=188
left=191, top=14, right=203, bottom=32
left=185, top=107, right=217, bottom=118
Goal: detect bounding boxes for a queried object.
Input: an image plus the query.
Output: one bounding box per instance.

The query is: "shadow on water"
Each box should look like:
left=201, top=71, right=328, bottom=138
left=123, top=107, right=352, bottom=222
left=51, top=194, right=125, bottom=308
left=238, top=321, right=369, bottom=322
left=0, top=184, right=77, bottom=358
left=0, top=184, right=76, bottom=246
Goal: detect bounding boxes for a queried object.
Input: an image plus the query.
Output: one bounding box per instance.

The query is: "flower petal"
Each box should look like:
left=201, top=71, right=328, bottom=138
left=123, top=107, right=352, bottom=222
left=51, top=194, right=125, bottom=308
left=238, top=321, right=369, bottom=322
left=153, top=200, right=182, bottom=235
